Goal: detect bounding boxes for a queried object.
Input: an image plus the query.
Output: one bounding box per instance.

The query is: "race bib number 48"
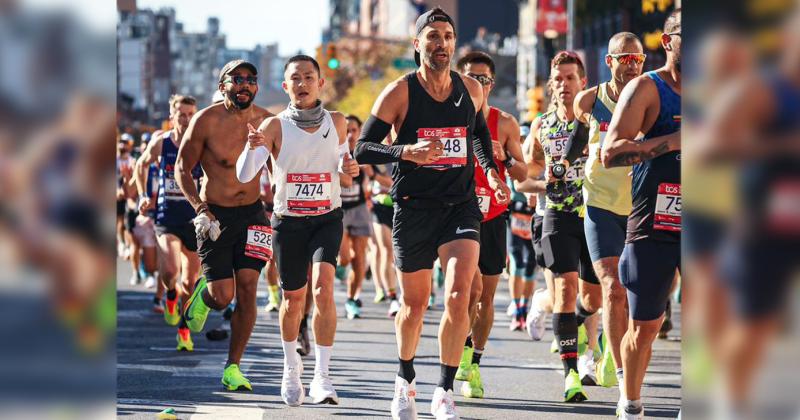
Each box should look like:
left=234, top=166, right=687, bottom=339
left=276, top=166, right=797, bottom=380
left=654, top=183, right=681, bottom=232
left=418, top=127, right=468, bottom=169
left=244, top=225, right=273, bottom=262
left=287, top=173, right=332, bottom=215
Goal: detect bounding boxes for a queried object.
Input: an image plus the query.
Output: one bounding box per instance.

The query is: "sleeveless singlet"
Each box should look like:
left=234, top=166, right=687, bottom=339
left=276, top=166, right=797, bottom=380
left=272, top=110, right=342, bottom=217
left=626, top=71, right=681, bottom=243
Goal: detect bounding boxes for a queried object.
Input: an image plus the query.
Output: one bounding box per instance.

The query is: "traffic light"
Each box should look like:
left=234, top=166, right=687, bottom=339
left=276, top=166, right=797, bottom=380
left=524, top=86, right=544, bottom=122
left=326, top=44, right=339, bottom=70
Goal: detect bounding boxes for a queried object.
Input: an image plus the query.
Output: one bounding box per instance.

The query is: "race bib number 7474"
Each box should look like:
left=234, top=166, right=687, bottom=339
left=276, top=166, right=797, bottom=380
left=286, top=173, right=332, bottom=215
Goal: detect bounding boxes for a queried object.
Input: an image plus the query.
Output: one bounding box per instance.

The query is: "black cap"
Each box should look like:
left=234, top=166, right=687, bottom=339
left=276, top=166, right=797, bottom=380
left=218, top=59, right=258, bottom=83
left=413, top=8, right=456, bottom=66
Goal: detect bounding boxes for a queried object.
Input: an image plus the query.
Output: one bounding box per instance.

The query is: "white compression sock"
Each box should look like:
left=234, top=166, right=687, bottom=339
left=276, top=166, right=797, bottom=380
left=315, top=344, right=332, bottom=376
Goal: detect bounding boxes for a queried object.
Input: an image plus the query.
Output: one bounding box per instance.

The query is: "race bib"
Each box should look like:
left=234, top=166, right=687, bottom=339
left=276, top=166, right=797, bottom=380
left=164, top=177, right=184, bottom=199
left=287, top=173, right=332, bottom=215
left=548, top=136, right=569, bottom=157
left=341, top=183, right=361, bottom=203
left=510, top=213, right=532, bottom=240
left=476, top=186, right=491, bottom=217
left=597, top=121, right=609, bottom=149
left=765, top=179, right=800, bottom=234
left=244, top=225, right=273, bottom=262
left=418, top=127, right=468, bottom=169
left=653, top=183, right=681, bottom=232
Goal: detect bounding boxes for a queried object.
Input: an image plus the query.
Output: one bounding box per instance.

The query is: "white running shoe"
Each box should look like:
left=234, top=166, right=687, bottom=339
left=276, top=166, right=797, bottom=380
left=430, top=387, right=459, bottom=420
left=617, top=403, right=644, bottom=419
left=578, top=353, right=598, bottom=386
left=144, top=275, right=156, bottom=289
left=526, top=305, right=547, bottom=341
left=390, top=376, right=417, bottom=420
left=506, top=301, right=515, bottom=317
left=309, top=372, right=338, bottom=404
left=281, top=362, right=305, bottom=407
left=388, top=299, right=401, bottom=317
left=129, top=273, right=140, bottom=286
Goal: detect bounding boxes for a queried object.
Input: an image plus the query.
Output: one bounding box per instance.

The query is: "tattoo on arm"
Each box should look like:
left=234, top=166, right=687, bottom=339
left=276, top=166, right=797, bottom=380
left=607, top=140, right=670, bottom=167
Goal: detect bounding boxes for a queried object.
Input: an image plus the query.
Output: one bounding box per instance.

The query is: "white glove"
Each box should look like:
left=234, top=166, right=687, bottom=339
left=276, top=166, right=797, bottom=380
left=194, top=213, right=221, bottom=241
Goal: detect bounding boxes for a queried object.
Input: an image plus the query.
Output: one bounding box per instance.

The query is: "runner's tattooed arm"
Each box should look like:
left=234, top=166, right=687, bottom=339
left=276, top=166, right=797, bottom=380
left=602, top=76, right=681, bottom=168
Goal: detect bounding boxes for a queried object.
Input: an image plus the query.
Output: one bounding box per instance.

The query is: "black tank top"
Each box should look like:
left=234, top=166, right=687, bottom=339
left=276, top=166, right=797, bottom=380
left=391, top=71, right=477, bottom=207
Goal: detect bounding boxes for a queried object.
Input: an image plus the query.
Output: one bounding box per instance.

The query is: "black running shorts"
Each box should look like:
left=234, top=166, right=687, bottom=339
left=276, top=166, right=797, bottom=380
left=540, top=208, right=599, bottom=284
left=271, top=208, right=344, bottom=291
left=155, top=221, right=198, bottom=253
left=198, top=201, right=270, bottom=281
left=393, top=199, right=482, bottom=273
left=478, top=213, right=508, bottom=276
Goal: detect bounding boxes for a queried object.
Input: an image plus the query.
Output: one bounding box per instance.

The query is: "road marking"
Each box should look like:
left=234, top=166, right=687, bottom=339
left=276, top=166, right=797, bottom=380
left=190, top=404, right=264, bottom=420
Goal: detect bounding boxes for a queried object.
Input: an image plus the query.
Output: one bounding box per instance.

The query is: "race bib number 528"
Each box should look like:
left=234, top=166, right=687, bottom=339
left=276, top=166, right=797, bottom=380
left=417, top=127, right=468, bottom=169
left=245, top=225, right=273, bottom=262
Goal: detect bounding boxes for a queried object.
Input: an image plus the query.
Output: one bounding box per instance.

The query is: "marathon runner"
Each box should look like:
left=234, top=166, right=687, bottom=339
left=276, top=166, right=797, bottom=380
left=133, top=135, right=160, bottom=301
left=236, top=55, right=359, bottom=406
left=525, top=50, right=601, bottom=402
left=600, top=9, right=681, bottom=419
left=175, top=59, right=274, bottom=391
left=135, top=94, right=202, bottom=351
left=258, top=167, right=282, bottom=313
left=573, top=31, right=645, bottom=389
left=339, top=114, right=374, bottom=319
left=504, top=124, right=538, bottom=332
left=354, top=8, right=510, bottom=419
left=453, top=51, right=526, bottom=399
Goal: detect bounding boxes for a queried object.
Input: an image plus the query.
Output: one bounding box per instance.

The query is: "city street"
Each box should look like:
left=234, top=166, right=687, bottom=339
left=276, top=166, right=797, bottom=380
left=117, top=262, right=681, bottom=419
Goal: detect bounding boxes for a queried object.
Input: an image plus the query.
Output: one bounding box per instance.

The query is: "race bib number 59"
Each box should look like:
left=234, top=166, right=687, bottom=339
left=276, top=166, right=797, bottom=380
left=417, top=127, right=468, bottom=169
left=287, top=173, right=332, bottom=215
left=654, top=183, right=681, bottom=232
left=245, top=225, right=273, bottom=262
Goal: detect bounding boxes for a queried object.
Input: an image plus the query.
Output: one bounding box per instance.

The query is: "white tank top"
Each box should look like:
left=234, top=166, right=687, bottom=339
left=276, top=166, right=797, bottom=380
left=273, top=110, right=342, bottom=216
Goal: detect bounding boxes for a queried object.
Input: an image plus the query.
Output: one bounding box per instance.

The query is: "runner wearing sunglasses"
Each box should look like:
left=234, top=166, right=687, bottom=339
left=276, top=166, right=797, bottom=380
left=573, top=32, right=645, bottom=390
left=453, top=51, right=526, bottom=400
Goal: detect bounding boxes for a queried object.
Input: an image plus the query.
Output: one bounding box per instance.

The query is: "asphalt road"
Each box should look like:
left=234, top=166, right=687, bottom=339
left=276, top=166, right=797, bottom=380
left=117, top=261, right=681, bottom=419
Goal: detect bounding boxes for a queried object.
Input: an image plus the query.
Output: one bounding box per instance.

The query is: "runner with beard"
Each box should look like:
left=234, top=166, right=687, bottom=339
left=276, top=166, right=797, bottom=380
left=176, top=60, right=275, bottom=391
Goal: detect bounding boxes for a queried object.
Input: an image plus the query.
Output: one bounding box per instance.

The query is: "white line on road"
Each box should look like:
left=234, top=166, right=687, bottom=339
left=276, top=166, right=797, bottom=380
left=189, top=404, right=265, bottom=420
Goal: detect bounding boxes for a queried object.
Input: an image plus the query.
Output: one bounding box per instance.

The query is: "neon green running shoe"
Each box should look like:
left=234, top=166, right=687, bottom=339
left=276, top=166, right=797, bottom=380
left=176, top=328, right=194, bottom=352
left=578, top=324, right=588, bottom=356
left=564, top=369, right=588, bottom=402
left=373, top=288, right=386, bottom=303
left=551, top=338, right=559, bottom=353
left=183, top=276, right=210, bottom=332
left=221, top=364, right=252, bottom=391
left=596, top=333, right=617, bottom=387
left=460, top=363, right=484, bottom=398
left=455, top=346, right=473, bottom=381
left=163, top=296, right=180, bottom=326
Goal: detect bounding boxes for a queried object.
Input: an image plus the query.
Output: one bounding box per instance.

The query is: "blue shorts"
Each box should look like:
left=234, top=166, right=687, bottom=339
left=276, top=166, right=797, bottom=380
left=619, top=239, right=680, bottom=321
left=584, top=205, right=627, bottom=262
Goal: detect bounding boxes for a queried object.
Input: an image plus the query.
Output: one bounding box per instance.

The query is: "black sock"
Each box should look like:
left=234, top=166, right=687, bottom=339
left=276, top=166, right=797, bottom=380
left=464, top=335, right=473, bottom=348
left=178, top=317, right=188, bottom=329
left=398, top=358, right=415, bottom=383
left=153, top=296, right=161, bottom=305
left=300, top=315, right=308, bottom=330
left=166, top=289, right=177, bottom=301
left=201, top=289, right=226, bottom=310
left=471, top=348, right=483, bottom=365
left=553, top=312, right=579, bottom=376
left=575, top=299, right=595, bottom=327
left=437, top=364, right=458, bottom=391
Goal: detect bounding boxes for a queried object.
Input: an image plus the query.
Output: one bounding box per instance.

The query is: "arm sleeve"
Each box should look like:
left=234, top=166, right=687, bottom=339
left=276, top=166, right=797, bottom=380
left=236, top=145, right=269, bottom=183
left=338, top=140, right=350, bottom=159
left=472, top=111, right=499, bottom=174
left=353, top=115, right=405, bottom=164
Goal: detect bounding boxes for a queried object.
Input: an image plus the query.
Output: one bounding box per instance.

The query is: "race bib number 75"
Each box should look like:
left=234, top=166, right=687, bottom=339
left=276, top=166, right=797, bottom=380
left=418, top=127, right=468, bottom=169
left=653, top=183, right=681, bottom=232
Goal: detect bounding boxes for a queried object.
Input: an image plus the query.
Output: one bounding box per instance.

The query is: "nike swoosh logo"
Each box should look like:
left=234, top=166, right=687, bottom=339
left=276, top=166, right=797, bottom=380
left=456, top=227, right=477, bottom=235
left=453, top=93, right=463, bottom=107
left=322, top=128, right=330, bottom=138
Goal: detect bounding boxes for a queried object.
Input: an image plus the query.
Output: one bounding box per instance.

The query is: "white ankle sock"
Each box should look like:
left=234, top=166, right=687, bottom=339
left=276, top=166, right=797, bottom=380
left=282, top=340, right=299, bottom=366
left=315, top=344, right=332, bottom=375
